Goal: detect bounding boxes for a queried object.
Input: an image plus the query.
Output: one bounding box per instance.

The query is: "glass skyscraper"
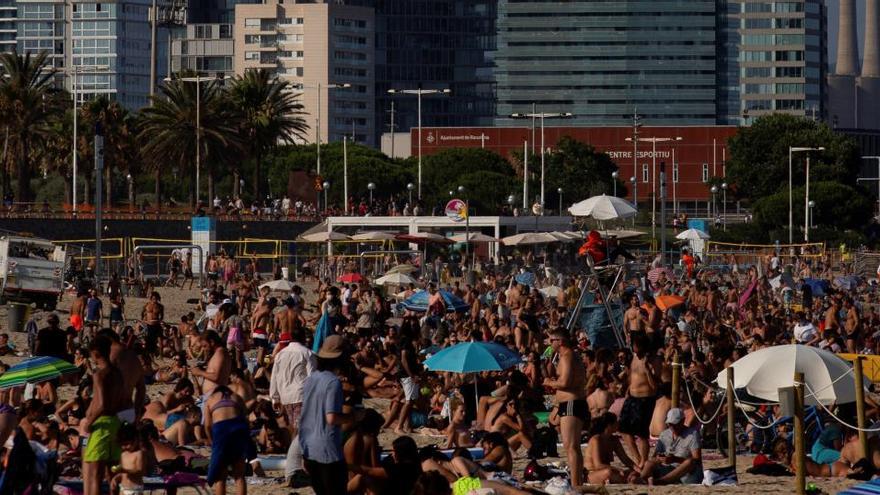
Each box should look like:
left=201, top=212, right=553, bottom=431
left=494, top=0, right=720, bottom=126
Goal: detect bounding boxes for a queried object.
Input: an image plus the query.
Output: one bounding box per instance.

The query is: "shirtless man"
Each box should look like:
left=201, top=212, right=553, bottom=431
left=839, top=429, right=880, bottom=474
left=251, top=288, right=273, bottom=361
left=543, top=329, right=588, bottom=487
left=81, top=336, right=125, bottom=495
left=825, top=299, right=842, bottom=332
left=141, top=292, right=165, bottom=356
left=190, top=330, right=231, bottom=416
left=623, top=296, right=646, bottom=345
left=96, top=328, right=146, bottom=424
left=619, top=334, right=661, bottom=468
left=584, top=412, right=637, bottom=484
left=70, top=291, right=88, bottom=333
left=844, top=298, right=861, bottom=353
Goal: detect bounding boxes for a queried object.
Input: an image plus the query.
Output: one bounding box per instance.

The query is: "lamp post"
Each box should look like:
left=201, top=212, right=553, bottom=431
left=626, top=136, right=683, bottom=245
left=166, top=74, right=231, bottom=206
left=611, top=171, right=618, bottom=196
left=808, top=200, right=816, bottom=229
left=322, top=181, right=330, bottom=212
left=557, top=187, right=563, bottom=215
left=296, top=82, right=350, bottom=207
left=630, top=176, right=637, bottom=227
left=387, top=87, right=451, bottom=199
left=367, top=182, right=375, bottom=205
left=458, top=185, right=470, bottom=272
left=510, top=111, right=574, bottom=209
left=721, top=182, right=728, bottom=231
left=788, top=146, right=825, bottom=243
left=406, top=182, right=414, bottom=209
left=68, top=64, right=110, bottom=215
left=710, top=185, right=718, bottom=223
left=126, top=174, right=134, bottom=213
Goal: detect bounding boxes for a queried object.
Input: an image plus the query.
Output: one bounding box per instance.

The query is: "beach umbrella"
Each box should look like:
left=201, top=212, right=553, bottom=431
left=675, top=228, right=711, bottom=241
left=259, top=279, right=296, bottom=292
left=386, top=264, right=419, bottom=275
left=802, top=278, right=829, bottom=297
left=395, top=233, right=453, bottom=244
left=425, top=342, right=522, bottom=373
left=351, top=231, right=397, bottom=241
left=547, top=232, right=576, bottom=243
left=337, top=273, right=365, bottom=283
left=449, top=233, right=500, bottom=243
left=539, top=285, right=563, bottom=298
left=647, top=267, right=674, bottom=284
left=374, top=272, right=417, bottom=286
left=501, top=232, right=558, bottom=246
left=834, top=275, right=861, bottom=290
left=598, top=229, right=646, bottom=240
left=655, top=294, right=685, bottom=311
left=568, top=194, right=638, bottom=220
left=300, top=231, right=351, bottom=242
left=716, top=344, right=860, bottom=405
left=401, top=289, right=469, bottom=313
left=0, top=356, right=78, bottom=390
left=515, top=272, right=537, bottom=287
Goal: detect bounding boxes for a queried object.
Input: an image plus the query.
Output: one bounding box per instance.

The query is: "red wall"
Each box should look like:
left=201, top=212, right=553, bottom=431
left=410, top=126, right=739, bottom=202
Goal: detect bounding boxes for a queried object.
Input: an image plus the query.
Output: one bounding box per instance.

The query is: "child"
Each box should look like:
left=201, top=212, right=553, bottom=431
left=110, top=423, right=148, bottom=495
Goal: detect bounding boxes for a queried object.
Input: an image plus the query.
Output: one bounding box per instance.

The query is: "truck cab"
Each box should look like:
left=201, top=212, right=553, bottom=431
left=0, top=236, right=67, bottom=310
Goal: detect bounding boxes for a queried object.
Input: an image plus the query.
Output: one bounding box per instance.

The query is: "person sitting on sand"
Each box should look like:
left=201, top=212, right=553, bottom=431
left=162, top=406, right=203, bottom=447
left=636, top=408, right=703, bottom=485
left=344, top=409, right=384, bottom=493
left=143, top=379, right=196, bottom=431
left=444, top=401, right=472, bottom=449
left=838, top=428, right=880, bottom=479
left=479, top=432, right=513, bottom=473
left=486, top=398, right=532, bottom=453
left=584, top=412, right=637, bottom=484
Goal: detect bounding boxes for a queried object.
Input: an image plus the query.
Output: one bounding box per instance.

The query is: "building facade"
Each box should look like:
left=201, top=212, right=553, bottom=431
left=732, top=0, right=827, bottom=124
left=0, top=0, right=15, bottom=52
left=233, top=1, right=375, bottom=144
left=169, top=22, right=233, bottom=77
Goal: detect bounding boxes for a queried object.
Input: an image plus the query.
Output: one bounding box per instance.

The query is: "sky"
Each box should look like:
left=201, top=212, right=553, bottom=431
left=827, top=0, right=866, bottom=69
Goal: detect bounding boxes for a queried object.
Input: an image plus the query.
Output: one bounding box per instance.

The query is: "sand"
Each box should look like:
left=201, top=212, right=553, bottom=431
left=0, top=286, right=862, bottom=494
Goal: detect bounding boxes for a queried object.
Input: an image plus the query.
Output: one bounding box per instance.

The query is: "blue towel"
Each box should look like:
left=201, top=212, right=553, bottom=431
left=313, top=310, right=331, bottom=354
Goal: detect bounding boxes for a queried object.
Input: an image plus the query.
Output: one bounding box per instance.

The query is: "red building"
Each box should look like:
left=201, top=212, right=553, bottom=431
left=409, top=126, right=739, bottom=203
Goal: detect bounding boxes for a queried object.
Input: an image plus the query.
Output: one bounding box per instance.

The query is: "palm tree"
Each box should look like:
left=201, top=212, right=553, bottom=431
left=227, top=69, right=308, bottom=199
left=139, top=76, right=242, bottom=207
left=42, top=106, right=74, bottom=204
left=77, top=97, right=138, bottom=208
left=0, top=51, right=59, bottom=203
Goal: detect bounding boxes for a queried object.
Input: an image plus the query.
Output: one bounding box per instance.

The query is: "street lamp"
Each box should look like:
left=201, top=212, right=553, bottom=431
left=67, top=64, right=110, bottom=215
left=322, top=181, right=330, bottom=212
left=626, top=136, right=683, bottom=244
left=710, top=185, right=718, bottom=222
left=721, top=182, right=728, bottom=231
left=367, top=182, right=376, bottom=205
left=611, top=171, right=619, bottom=197
left=126, top=174, right=134, bottom=212
left=557, top=187, right=563, bottom=215
left=387, top=87, right=451, bottom=199
left=808, top=200, right=816, bottom=229
left=788, top=146, right=825, bottom=243
left=630, top=176, right=637, bottom=226
left=406, top=183, right=414, bottom=208
left=165, top=74, right=230, bottom=206
left=510, top=111, right=574, bottom=209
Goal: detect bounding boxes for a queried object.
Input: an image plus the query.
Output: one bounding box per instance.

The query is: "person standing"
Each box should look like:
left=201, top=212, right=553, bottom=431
left=619, top=334, right=661, bottom=469
left=543, top=329, right=588, bottom=487
left=84, top=289, right=103, bottom=337
left=191, top=330, right=231, bottom=416
left=269, top=327, right=315, bottom=487
left=81, top=336, right=125, bottom=495
left=299, top=335, right=347, bottom=495
left=35, top=313, right=69, bottom=361
left=141, top=292, right=165, bottom=355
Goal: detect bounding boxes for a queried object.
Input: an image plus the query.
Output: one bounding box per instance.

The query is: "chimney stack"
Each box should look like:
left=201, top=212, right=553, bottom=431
left=865, top=0, right=880, bottom=77
left=837, top=0, right=860, bottom=75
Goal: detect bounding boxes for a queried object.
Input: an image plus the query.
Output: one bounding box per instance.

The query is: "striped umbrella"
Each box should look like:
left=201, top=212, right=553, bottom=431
left=0, top=356, right=79, bottom=390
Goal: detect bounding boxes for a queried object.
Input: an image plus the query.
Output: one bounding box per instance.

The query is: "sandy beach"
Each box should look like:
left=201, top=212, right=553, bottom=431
left=0, top=285, right=862, bottom=495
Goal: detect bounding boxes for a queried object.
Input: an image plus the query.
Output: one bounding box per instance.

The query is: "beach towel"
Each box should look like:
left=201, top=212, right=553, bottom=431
left=207, top=417, right=250, bottom=485
left=312, top=308, right=331, bottom=353
left=839, top=477, right=880, bottom=494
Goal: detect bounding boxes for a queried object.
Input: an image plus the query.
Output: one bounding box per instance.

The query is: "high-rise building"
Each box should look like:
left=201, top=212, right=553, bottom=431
left=732, top=0, right=827, bottom=124
left=233, top=1, right=374, bottom=144
left=493, top=0, right=720, bottom=126
left=858, top=0, right=880, bottom=129
left=0, top=0, right=15, bottom=53
left=169, top=23, right=234, bottom=77
left=15, top=0, right=65, bottom=69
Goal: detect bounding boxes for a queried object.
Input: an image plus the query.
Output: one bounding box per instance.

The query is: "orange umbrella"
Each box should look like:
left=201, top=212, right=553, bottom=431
left=337, top=273, right=364, bottom=283
left=655, top=294, right=685, bottom=312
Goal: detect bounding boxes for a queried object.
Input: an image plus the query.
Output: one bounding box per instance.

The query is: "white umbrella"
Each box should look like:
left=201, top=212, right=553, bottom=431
left=547, top=232, right=576, bottom=243
left=300, top=231, right=351, bottom=242
left=259, top=279, right=296, bottom=292
left=374, top=272, right=418, bottom=286
left=449, top=233, right=500, bottom=243
left=599, top=229, right=647, bottom=240
left=715, top=344, right=859, bottom=405
left=351, top=231, right=397, bottom=241
left=676, top=228, right=711, bottom=241
left=386, top=264, right=419, bottom=275
left=568, top=194, right=638, bottom=220
left=539, top=285, right=563, bottom=298
left=502, top=232, right=558, bottom=246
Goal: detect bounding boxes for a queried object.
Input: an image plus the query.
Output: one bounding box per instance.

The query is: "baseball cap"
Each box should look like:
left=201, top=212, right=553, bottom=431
left=665, top=408, right=684, bottom=425
left=317, top=335, right=344, bottom=359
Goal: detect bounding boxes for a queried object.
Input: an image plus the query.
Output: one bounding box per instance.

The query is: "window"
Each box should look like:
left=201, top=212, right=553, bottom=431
left=244, top=18, right=260, bottom=27
left=642, top=164, right=649, bottom=183
left=672, top=163, right=679, bottom=183
left=244, top=51, right=259, bottom=60
left=702, top=164, right=709, bottom=183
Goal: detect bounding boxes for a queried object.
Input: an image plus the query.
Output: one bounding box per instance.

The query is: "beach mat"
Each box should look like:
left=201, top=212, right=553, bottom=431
left=840, top=478, right=880, bottom=494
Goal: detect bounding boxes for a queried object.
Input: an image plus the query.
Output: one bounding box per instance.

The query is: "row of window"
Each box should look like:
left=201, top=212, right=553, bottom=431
left=742, top=2, right=804, bottom=13
left=637, top=163, right=713, bottom=184
left=743, top=83, right=804, bottom=94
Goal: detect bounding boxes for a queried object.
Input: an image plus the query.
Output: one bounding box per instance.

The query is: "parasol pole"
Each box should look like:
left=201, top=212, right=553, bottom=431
left=854, top=356, right=868, bottom=459
left=794, top=371, right=806, bottom=495
left=726, top=367, right=736, bottom=470
left=671, top=351, right=680, bottom=408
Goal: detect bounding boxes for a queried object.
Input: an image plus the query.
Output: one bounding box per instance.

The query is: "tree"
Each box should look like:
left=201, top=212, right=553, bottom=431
left=227, top=69, right=309, bottom=199
left=544, top=136, right=622, bottom=209
left=726, top=114, right=861, bottom=201
left=41, top=107, right=74, bottom=204
left=420, top=148, right=518, bottom=212
left=0, top=51, right=59, bottom=203
left=139, top=77, right=242, bottom=207
left=751, top=181, right=872, bottom=239
left=77, top=97, right=138, bottom=208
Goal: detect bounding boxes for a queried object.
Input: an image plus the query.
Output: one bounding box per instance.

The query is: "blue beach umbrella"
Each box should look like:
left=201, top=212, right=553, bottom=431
left=401, top=289, right=469, bottom=313
left=515, top=271, right=537, bottom=287
left=424, top=342, right=522, bottom=373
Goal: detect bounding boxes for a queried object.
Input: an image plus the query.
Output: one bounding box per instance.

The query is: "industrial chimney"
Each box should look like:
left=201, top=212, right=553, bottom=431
left=859, top=0, right=880, bottom=129
left=829, top=0, right=860, bottom=128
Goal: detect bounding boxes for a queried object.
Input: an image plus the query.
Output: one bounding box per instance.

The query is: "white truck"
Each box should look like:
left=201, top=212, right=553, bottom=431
left=0, top=236, right=67, bottom=310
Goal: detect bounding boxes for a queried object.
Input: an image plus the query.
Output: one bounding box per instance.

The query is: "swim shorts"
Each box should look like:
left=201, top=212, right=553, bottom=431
left=83, top=415, right=122, bottom=463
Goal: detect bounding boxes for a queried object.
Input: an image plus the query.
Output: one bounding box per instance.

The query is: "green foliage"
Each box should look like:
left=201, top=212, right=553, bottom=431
left=726, top=114, right=861, bottom=200
left=420, top=148, right=517, bottom=212
left=544, top=136, right=623, bottom=210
